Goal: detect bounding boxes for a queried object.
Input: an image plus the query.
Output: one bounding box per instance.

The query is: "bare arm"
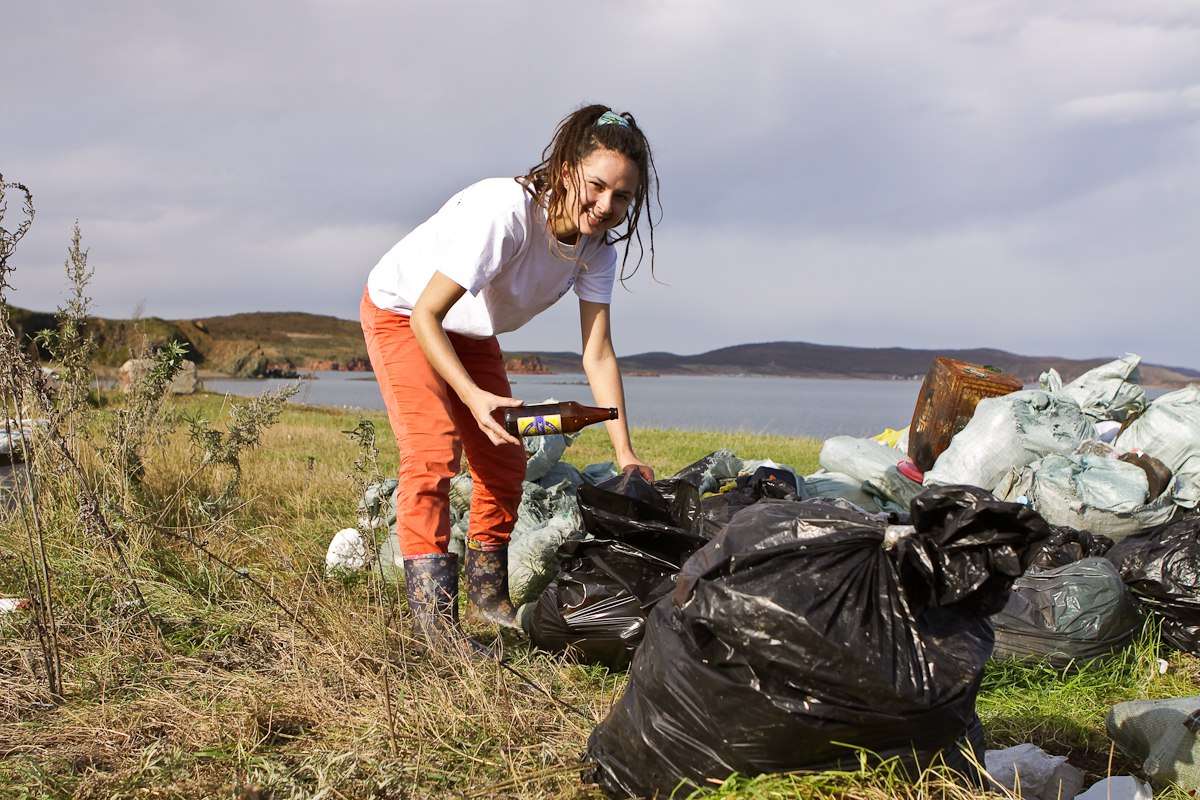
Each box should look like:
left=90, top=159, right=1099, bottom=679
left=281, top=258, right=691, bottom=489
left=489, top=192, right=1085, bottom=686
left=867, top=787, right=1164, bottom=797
left=579, top=298, right=653, bottom=479
left=410, top=271, right=521, bottom=446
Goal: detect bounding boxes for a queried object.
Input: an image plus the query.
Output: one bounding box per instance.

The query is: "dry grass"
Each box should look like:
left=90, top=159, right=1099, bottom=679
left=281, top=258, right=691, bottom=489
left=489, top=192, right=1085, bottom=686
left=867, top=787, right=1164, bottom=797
left=2, top=393, right=1197, bottom=799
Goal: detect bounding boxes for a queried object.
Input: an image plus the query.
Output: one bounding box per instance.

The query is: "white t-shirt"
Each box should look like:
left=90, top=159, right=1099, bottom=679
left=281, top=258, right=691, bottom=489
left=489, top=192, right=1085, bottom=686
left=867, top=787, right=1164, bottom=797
left=366, top=178, right=619, bottom=338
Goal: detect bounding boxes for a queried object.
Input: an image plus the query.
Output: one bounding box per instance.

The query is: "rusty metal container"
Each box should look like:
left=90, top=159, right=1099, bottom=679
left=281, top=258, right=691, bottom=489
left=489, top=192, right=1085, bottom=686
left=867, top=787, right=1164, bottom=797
left=907, top=357, right=1024, bottom=471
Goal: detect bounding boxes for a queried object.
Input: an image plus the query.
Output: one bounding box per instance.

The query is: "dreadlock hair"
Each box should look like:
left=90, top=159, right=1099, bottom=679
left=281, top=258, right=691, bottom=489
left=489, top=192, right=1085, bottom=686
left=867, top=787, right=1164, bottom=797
left=519, top=103, right=660, bottom=284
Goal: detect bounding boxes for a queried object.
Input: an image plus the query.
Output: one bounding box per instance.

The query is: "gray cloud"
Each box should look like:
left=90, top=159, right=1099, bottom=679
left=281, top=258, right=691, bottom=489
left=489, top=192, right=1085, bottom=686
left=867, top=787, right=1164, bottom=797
left=2, top=1, right=1198, bottom=367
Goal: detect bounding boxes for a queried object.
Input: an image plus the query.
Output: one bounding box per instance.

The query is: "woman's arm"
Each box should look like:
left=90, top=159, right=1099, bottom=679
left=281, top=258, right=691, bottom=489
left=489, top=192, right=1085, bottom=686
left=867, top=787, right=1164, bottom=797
left=579, top=299, right=654, bottom=480
left=411, top=271, right=522, bottom=446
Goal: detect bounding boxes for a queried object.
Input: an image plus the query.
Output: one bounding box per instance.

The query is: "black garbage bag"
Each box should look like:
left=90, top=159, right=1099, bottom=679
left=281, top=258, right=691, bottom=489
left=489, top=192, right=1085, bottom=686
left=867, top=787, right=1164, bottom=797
left=1025, top=527, right=1114, bottom=572
left=584, top=486, right=1049, bottom=799
left=1106, top=517, right=1200, bottom=655
left=696, top=469, right=809, bottom=538
left=991, top=557, right=1141, bottom=667
left=526, top=469, right=707, bottom=669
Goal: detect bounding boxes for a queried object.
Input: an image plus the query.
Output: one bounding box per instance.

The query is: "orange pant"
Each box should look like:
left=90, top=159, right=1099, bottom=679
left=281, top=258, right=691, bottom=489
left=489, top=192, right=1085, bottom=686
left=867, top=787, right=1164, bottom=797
left=359, top=289, right=526, bottom=557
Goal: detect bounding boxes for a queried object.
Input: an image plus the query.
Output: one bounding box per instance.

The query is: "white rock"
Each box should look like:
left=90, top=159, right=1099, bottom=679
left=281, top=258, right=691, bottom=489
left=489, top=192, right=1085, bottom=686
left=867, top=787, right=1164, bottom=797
left=325, top=528, right=367, bottom=574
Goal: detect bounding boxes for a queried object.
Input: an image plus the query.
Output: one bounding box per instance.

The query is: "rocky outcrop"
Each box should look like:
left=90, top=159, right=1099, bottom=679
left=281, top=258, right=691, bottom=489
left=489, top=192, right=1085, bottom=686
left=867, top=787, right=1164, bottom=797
left=305, top=357, right=372, bottom=372
left=119, top=358, right=201, bottom=394
left=505, top=355, right=551, bottom=374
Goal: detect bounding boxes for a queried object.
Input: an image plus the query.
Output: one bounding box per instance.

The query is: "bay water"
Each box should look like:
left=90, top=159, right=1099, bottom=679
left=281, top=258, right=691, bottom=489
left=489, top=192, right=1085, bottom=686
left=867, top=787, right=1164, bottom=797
left=205, top=370, right=922, bottom=439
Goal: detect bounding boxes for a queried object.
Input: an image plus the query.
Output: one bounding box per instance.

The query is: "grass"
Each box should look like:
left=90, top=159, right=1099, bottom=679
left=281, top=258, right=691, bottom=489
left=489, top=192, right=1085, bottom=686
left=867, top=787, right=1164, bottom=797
left=1, top=392, right=1197, bottom=799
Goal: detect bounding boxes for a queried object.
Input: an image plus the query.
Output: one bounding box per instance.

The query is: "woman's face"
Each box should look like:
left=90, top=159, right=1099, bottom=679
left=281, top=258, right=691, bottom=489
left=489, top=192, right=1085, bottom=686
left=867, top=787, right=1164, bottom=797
left=562, top=148, right=640, bottom=239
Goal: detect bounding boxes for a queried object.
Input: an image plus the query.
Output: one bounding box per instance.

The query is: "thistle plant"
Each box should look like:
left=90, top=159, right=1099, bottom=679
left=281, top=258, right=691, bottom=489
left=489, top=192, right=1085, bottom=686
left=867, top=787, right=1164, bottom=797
left=184, top=383, right=301, bottom=520
left=32, top=222, right=97, bottom=427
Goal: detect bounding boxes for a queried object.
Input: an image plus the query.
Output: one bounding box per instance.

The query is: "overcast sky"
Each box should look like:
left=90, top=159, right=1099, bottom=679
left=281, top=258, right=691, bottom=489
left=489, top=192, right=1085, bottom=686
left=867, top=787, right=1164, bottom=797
left=3, top=1, right=1198, bottom=367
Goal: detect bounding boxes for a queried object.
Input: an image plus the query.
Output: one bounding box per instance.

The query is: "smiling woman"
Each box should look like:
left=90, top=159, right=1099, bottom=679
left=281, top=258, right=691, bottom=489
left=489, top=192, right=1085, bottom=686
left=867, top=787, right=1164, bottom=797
left=359, top=104, right=662, bottom=641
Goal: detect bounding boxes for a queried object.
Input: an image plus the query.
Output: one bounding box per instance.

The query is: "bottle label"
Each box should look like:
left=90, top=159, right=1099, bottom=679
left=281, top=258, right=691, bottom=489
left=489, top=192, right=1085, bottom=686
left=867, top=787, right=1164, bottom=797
left=517, top=414, right=562, bottom=435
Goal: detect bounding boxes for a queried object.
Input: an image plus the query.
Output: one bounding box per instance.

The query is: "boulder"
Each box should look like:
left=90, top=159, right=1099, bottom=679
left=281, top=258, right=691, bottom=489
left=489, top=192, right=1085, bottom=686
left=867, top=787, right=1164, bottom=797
left=118, top=358, right=201, bottom=395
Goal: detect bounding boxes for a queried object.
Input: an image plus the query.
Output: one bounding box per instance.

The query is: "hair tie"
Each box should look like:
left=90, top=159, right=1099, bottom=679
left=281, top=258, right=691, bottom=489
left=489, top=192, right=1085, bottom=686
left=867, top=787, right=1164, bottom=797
left=595, top=110, right=630, bottom=129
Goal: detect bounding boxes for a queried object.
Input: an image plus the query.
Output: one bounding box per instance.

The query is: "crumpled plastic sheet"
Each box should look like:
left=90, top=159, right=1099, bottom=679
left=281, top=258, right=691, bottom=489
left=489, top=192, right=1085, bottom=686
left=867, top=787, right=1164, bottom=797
left=991, top=557, right=1141, bottom=666
left=583, top=485, right=1049, bottom=798
left=1116, top=384, right=1200, bottom=509
left=924, top=390, right=1097, bottom=493
left=1106, top=517, right=1200, bottom=655
left=1040, top=354, right=1147, bottom=422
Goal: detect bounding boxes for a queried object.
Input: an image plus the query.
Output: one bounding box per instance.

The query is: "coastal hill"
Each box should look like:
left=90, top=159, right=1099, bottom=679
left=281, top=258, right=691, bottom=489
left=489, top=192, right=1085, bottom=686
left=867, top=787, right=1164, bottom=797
left=6, top=306, right=1197, bottom=385
left=518, top=343, right=1200, bottom=387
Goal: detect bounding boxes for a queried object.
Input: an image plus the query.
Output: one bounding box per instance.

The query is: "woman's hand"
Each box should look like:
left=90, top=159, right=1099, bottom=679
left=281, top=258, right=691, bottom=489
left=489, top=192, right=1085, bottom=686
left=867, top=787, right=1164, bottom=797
left=619, top=455, right=655, bottom=482
left=465, top=388, right=524, bottom=447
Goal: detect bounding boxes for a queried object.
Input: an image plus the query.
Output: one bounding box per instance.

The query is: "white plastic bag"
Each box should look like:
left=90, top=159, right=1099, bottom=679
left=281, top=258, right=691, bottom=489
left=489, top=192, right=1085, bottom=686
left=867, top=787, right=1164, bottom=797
left=925, top=390, right=1096, bottom=492
left=983, top=743, right=1084, bottom=800
left=1040, top=354, right=1146, bottom=422
left=819, top=436, right=914, bottom=512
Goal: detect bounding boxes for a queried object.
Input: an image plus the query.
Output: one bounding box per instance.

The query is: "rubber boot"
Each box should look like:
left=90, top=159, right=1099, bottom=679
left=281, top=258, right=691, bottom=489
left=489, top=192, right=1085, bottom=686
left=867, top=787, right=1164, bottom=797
left=403, top=553, right=459, bottom=639
left=465, top=543, right=519, bottom=630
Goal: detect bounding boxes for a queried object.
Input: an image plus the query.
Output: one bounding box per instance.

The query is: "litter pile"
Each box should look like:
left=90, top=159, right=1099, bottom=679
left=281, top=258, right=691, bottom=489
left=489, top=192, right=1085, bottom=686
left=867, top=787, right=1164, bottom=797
left=799, top=355, right=1200, bottom=664
left=332, top=359, right=1200, bottom=796
left=583, top=486, right=1046, bottom=797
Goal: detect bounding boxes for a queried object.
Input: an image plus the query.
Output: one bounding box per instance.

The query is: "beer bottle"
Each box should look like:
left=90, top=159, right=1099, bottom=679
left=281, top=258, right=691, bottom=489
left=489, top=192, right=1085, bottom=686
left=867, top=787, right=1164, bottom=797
left=503, top=401, right=618, bottom=437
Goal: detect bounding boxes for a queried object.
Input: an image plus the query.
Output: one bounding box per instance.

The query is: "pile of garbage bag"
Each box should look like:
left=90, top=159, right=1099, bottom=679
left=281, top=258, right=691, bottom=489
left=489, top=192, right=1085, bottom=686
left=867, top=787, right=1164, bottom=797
left=1106, top=517, right=1200, bottom=655
left=525, top=468, right=707, bottom=669
left=583, top=485, right=1048, bottom=798
left=990, top=557, right=1141, bottom=667
left=925, top=356, right=1197, bottom=538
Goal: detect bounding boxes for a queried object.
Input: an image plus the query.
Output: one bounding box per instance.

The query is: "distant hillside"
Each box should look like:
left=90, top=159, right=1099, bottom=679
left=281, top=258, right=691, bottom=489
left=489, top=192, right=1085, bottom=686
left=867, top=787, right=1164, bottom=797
left=6, top=306, right=369, bottom=377
left=6, top=306, right=1196, bottom=385
left=508, top=342, right=1199, bottom=387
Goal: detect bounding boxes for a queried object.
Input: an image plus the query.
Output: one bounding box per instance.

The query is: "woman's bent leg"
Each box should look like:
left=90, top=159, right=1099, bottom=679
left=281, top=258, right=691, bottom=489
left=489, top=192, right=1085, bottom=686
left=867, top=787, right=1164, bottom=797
left=448, top=333, right=526, bottom=629
left=360, top=290, right=463, bottom=632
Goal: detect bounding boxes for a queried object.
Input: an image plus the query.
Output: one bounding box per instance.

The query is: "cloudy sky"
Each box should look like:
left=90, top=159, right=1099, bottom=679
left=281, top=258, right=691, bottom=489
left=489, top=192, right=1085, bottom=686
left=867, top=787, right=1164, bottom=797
left=3, top=1, right=1198, bottom=367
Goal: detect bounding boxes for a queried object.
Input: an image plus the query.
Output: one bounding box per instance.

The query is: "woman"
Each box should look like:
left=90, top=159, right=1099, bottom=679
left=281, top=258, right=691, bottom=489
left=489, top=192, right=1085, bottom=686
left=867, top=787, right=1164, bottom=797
left=360, top=104, right=659, bottom=636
